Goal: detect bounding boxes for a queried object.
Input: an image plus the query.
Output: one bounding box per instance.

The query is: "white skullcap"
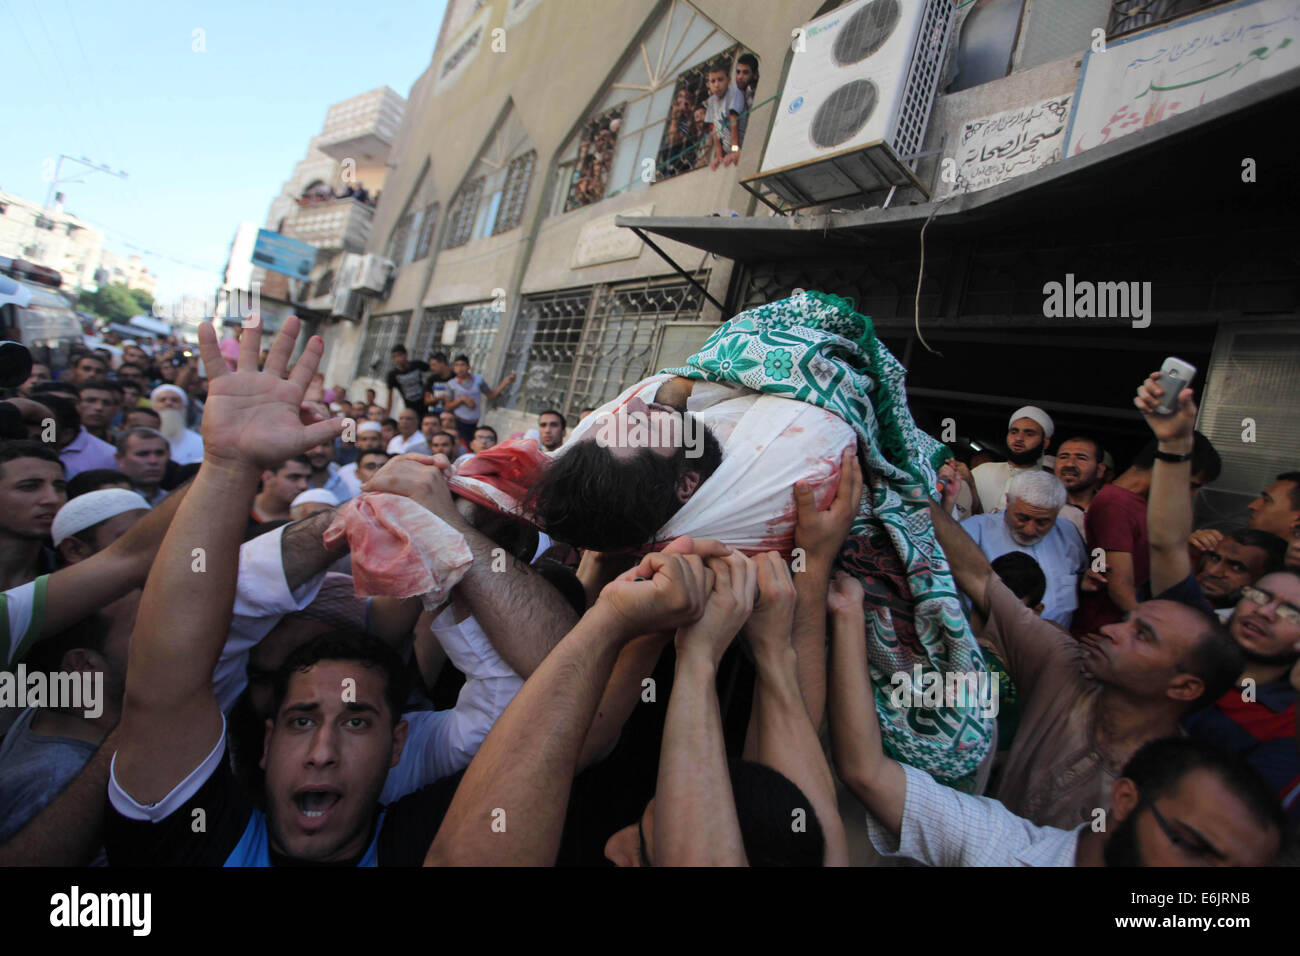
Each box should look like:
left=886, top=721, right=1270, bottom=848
left=291, top=489, right=339, bottom=509
left=357, top=421, right=382, bottom=434
left=52, top=489, right=150, bottom=547
left=1008, top=405, right=1054, bottom=440
left=150, top=384, right=188, bottom=407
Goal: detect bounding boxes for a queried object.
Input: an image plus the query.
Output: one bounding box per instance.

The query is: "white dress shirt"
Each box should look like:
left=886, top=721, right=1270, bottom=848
left=379, top=605, right=523, bottom=802
left=865, top=764, right=1085, bottom=866
left=387, top=432, right=431, bottom=456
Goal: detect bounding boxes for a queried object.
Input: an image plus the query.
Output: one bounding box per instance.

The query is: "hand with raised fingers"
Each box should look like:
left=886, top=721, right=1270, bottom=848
left=195, top=316, right=344, bottom=473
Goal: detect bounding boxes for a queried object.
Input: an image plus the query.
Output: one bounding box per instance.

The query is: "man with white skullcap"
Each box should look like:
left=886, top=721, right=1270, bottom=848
left=51, top=488, right=151, bottom=566
left=326, top=420, right=385, bottom=502
left=971, top=405, right=1055, bottom=515
left=289, top=488, right=338, bottom=521
left=149, top=384, right=205, bottom=465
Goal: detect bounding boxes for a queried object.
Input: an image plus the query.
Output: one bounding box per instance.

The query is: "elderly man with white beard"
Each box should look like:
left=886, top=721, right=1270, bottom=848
left=956, top=469, right=1086, bottom=628
left=149, top=384, right=204, bottom=465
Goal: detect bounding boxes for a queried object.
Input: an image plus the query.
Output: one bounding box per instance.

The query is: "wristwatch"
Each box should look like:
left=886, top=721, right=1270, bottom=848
left=1152, top=448, right=1193, bottom=463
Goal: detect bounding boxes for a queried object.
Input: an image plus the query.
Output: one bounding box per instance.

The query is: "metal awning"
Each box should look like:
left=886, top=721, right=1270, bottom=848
left=616, top=65, right=1300, bottom=262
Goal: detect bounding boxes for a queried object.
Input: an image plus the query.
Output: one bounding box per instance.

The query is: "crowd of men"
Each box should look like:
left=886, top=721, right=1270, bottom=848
left=0, top=316, right=1295, bottom=868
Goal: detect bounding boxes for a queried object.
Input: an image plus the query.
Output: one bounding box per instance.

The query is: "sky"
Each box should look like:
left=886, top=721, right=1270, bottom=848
left=0, top=0, right=446, bottom=308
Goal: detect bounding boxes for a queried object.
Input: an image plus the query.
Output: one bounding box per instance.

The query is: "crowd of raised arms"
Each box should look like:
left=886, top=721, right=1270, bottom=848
left=0, top=309, right=1295, bottom=868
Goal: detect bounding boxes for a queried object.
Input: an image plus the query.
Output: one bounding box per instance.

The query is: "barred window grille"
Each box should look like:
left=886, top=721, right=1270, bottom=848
left=414, top=202, right=440, bottom=260
left=448, top=302, right=502, bottom=373
left=504, top=288, right=595, bottom=415
left=493, top=150, right=536, bottom=235
left=1107, top=0, right=1232, bottom=37
left=443, top=177, right=485, bottom=249
left=412, top=304, right=460, bottom=361
left=356, top=311, right=412, bottom=378
left=504, top=277, right=708, bottom=419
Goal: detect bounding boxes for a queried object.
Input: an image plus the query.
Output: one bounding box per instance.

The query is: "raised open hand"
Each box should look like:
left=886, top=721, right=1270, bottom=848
left=196, top=316, right=344, bottom=472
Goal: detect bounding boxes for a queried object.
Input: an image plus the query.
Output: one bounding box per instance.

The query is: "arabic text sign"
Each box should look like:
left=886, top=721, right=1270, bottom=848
left=1066, top=0, right=1300, bottom=157
left=941, top=93, right=1073, bottom=197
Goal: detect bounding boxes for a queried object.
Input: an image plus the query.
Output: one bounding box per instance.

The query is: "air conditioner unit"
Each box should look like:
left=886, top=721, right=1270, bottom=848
left=751, top=0, right=953, bottom=207
left=331, top=254, right=364, bottom=319
left=331, top=290, right=365, bottom=322
left=353, top=254, right=395, bottom=295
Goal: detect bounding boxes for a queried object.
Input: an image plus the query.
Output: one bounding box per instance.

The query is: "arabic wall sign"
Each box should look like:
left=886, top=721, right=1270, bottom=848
left=939, top=93, right=1073, bottom=197
left=1066, top=0, right=1300, bottom=157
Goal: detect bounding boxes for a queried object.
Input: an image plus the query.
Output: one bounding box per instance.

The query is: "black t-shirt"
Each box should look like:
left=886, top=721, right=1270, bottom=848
left=105, top=742, right=462, bottom=867
left=386, top=361, right=431, bottom=414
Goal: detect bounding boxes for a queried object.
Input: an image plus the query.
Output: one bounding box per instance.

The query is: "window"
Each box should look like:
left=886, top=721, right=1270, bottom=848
left=412, top=301, right=502, bottom=373
left=503, top=276, right=707, bottom=418
left=414, top=202, right=440, bottom=260
left=494, top=150, right=536, bottom=234
left=1107, top=0, right=1234, bottom=38
left=385, top=164, right=432, bottom=266
left=552, top=0, right=749, bottom=214
left=443, top=177, right=485, bottom=249
left=449, top=107, right=537, bottom=246
left=356, top=312, right=412, bottom=378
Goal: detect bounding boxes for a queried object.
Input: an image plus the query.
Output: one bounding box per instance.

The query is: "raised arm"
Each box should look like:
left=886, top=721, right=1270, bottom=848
left=789, top=447, right=862, bottom=729
left=827, top=572, right=908, bottom=835
left=114, top=318, right=344, bottom=804
left=928, top=480, right=996, bottom=617
left=655, top=551, right=755, bottom=866
left=484, top=373, right=515, bottom=402
left=1136, top=371, right=1198, bottom=595
left=363, top=455, right=577, bottom=676
left=743, top=552, right=850, bottom=866
left=425, top=551, right=712, bottom=866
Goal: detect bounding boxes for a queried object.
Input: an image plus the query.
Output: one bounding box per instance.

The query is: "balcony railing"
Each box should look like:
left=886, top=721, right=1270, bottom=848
left=281, top=197, right=373, bottom=253
left=1107, top=0, right=1234, bottom=38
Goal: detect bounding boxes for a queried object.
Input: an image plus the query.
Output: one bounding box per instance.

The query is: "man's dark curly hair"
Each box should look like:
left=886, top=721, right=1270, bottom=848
left=525, top=419, right=722, bottom=550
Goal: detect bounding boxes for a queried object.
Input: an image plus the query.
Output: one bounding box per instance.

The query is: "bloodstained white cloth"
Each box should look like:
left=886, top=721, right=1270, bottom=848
left=323, top=493, right=472, bottom=606
left=561, top=374, right=858, bottom=554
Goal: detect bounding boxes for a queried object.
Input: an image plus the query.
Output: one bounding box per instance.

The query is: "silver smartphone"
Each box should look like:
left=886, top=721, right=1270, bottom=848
left=1154, top=357, right=1197, bottom=415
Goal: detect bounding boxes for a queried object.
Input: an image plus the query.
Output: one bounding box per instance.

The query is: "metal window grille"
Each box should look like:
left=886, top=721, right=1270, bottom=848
left=356, top=311, right=412, bottom=378
left=504, top=288, right=595, bottom=415
left=1107, top=0, right=1233, bottom=37
left=414, top=202, right=440, bottom=260
left=448, top=302, right=501, bottom=372
left=504, top=276, right=708, bottom=419
left=493, top=151, right=536, bottom=235
left=412, top=304, right=460, bottom=361
left=443, top=177, right=485, bottom=249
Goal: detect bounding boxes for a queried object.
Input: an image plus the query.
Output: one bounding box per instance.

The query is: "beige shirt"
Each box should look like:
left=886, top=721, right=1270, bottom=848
left=981, top=576, right=1122, bottom=829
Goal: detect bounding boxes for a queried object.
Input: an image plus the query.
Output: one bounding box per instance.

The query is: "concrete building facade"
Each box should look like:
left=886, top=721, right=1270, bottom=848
left=319, top=0, right=1299, bottom=522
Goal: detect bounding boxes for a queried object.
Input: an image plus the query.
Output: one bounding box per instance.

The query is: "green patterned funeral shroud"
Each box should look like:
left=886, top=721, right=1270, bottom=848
left=663, top=290, right=994, bottom=787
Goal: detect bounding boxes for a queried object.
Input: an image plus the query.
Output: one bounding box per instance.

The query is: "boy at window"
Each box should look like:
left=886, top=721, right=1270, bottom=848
left=705, top=60, right=745, bottom=170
